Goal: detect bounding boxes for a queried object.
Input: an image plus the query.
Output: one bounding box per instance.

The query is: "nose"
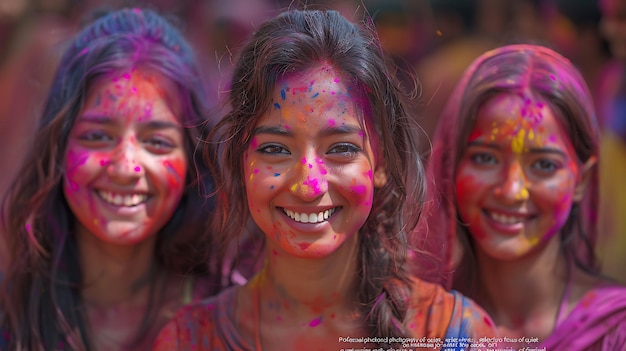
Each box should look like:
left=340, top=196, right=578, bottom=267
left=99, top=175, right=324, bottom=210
left=494, top=162, right=529, bottom=203
left=106, top=137, right=144, bottom=182
left=288, top=156, right=328, bottom=201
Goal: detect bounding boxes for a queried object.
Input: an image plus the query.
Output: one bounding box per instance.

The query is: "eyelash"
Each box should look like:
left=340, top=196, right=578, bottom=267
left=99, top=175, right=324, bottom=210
left=257, top=144, right=290, bottom=155
left=77, top=131, right=175, bottom=153
left=328, top=143, right=361, bottom=156
left=145, top=138, right=174, bottom=150
left=469, top=152, right=497, bottom=165
left=468, top=151, right=562, bottom=175
left=78, top=131, right=112, bottom=142
left=255, top=143, right=362, bottom=158
left=531, top=159, right=560, bottom=173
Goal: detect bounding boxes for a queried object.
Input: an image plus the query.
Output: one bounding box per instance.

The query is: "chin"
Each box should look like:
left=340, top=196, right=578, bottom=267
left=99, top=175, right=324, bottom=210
left=97, top=228, right=153, bottom=245
left=283, top=240, right=342, bottom=259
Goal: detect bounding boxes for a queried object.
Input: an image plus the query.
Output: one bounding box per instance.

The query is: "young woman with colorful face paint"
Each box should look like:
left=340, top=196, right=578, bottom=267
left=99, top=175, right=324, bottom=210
left=0, top=8, right=229, bottom=350
left=153, top=9, right=496, bottom=351
left=425, top=44, right=626, bottom=350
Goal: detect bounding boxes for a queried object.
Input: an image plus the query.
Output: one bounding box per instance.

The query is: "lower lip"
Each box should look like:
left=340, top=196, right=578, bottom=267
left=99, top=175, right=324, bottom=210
left=95, top=191, right=149, bottom=216
left=482, top=210, right=528, bottom=235
left=280, top=209, right=337, bottom=233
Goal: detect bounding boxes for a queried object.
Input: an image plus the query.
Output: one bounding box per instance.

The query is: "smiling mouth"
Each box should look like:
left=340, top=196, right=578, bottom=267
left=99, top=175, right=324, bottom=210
left=282, top=207, right=340, bottom=224
left=97, top=191, right=148, bottom=207
left=484, top=210, right=533, bottom=225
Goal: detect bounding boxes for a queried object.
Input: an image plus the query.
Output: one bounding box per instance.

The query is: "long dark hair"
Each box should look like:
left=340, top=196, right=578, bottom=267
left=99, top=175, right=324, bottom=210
left=0, top=8, right=223, bottom=350
left=206, top=9, right=427, bottom=341
left=425, top=44, right=600, bottom=293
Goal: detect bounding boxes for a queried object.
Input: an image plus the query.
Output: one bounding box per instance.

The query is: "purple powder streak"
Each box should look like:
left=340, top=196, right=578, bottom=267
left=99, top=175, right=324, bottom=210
left=350, top=184, right=367, bottom=195
left=164, top=162, right=184, bottom=184
left=309, top=317, right=322, bottom=327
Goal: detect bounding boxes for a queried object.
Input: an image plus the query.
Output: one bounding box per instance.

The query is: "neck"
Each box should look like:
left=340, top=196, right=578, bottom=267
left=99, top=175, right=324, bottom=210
left=237, top=233, right=367, bottom=350
left=263, top=234, right=359, bottom=316
left=76, top=225, right=159, bottom=307
left=239, top=233, right=362, bottom=331
left=475, top=234, right=568, bottom=339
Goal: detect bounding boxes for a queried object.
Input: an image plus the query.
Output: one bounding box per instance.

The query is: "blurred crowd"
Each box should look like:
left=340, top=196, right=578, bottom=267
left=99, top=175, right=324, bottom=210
left=1, top=0, right=625, bottom=282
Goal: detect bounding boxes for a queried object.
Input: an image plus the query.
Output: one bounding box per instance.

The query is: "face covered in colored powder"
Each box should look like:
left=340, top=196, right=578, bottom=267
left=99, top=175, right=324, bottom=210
left=455, top=92, right=591, bottom=260
left=243, top=64, right=381, bottom=259
left=63, top=69, right=188, bottom=245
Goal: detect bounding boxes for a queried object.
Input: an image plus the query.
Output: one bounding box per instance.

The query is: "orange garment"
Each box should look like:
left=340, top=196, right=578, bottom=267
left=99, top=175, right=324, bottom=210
left=153, top=278, right=496, bottom=350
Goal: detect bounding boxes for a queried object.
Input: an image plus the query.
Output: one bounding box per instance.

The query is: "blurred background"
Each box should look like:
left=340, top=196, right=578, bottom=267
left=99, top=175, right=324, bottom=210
left=1, top=0, right=625, bottom=282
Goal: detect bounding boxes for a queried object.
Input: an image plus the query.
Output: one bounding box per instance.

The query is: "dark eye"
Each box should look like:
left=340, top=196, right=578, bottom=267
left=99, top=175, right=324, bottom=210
left=144, top=137, right=174, bottom=153
left=79, top=131, right=112, bottom=142
left=470, top=152, right=497, bottom=165
left=532, top=159, right=560, bottom=173
left=328, top=143, right=361, bottom=156
left=258, top=144, right=290, bottom=155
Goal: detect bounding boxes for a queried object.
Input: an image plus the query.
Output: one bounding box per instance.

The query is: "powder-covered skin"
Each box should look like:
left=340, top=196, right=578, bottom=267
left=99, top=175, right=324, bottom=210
left=455, top=92, right=583, bottom=260
left=243, top=64, right=377, bottom=259
left=153, top=61, right=497, bottom=351
left=63, top=68, right=187, bottom=245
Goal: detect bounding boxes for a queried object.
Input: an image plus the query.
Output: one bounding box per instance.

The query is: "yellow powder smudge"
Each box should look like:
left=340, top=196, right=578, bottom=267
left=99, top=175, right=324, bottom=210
left=248, top=160, right=257, bottom=182
left=511, top=129, right=526, bottom=154
left=515, top=187, right=529, bottom=200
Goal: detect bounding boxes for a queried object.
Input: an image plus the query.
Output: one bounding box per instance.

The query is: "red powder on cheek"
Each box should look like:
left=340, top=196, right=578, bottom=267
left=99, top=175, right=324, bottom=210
left=163, top=158, right=186, bottom=188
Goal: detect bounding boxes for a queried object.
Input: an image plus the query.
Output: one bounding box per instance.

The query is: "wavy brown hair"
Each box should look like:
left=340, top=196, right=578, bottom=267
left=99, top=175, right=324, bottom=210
left=205, top=9, right=428, bottom=343
left=0, top=8, right=224, bottom=350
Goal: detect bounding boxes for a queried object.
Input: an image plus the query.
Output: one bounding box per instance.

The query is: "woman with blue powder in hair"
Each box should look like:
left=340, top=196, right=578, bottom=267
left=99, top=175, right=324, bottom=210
left=0, top=8, right=230, bottom=350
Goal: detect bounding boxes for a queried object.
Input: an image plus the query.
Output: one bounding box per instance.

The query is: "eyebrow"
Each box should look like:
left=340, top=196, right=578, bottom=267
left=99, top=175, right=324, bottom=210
left=467, top=141, right=568, bottom=157
left=252, top=124, right=363, bottom=138
left=77, top=113, right=182, bottom=130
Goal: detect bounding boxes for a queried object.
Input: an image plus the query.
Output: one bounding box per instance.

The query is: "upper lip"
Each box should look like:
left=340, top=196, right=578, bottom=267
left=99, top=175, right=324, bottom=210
left=279, top=206, right=340, bottom=224
left=94, top=187, right=150, bottom=195
left=483, top=208, right=534, bottom=218
left=278, top=206, right=338, bottom=213
left=95, top=189, right=151, bottom=206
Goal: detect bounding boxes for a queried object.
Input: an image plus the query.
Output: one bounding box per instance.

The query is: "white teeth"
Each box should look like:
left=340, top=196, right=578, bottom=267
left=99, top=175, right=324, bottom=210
left=489, top=212, right=526, bottom=224
left=285, top=208, right=337, bottom=223
left=98, top=191, right=147, bottom=207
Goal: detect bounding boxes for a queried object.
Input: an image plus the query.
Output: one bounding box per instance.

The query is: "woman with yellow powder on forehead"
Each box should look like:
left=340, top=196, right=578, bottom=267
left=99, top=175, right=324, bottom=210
left=424, top=44, right=626, bottom=350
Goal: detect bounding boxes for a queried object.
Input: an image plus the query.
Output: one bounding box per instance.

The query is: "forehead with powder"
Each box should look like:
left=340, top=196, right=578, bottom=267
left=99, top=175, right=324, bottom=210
left=266, top=64, right=367, bottom=125
left=86, top=68, right=183, bottom=120
left=469, top=92, right=574, bottom=154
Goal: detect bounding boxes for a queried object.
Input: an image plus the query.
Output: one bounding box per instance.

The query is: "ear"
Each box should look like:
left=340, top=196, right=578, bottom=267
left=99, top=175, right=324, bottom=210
left=573, top=156, right=597, bottom=202
left=373, top=164, right=387, bottom=188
